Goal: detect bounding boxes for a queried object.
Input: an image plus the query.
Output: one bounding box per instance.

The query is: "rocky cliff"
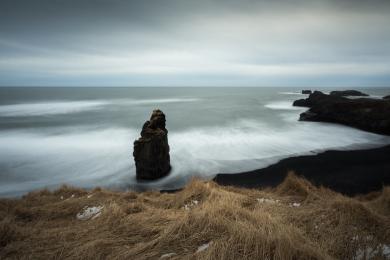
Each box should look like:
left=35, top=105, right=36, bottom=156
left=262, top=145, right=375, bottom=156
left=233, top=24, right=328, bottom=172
left=293, top=91, right=390, bottom=135
left=329, top=90, right=368, bottom=97
left=133, top=109, right=171, bottom=180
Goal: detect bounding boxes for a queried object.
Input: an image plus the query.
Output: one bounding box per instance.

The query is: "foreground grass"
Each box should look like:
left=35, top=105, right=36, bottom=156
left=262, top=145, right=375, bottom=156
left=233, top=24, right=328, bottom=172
left=0, top=173, right=389, bottom=259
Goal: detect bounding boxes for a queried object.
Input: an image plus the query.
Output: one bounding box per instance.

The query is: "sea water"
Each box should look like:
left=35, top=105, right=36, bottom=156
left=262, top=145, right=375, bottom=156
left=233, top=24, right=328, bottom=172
left=1, top=87, right=389, bottom=196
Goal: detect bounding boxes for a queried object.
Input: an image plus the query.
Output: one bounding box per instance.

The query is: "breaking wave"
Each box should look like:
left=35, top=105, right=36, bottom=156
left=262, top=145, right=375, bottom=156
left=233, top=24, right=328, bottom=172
left=264, top=101, right=306, bottom=111
left=278, top=91, right=304, bottom=95
left=0, top=98, right=200, bottom=117
left=0, top=101, right=109, bottom=117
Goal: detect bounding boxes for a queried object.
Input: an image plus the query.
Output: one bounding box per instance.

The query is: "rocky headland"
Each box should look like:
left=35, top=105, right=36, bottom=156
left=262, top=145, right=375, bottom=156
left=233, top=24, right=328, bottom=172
left=133, top=109, right=171, bottom=180
left=329, top=90, right=369, bottom=97
left=216, top=90, right=390, bottom=196
left=293, top=90, right=390, bottom=135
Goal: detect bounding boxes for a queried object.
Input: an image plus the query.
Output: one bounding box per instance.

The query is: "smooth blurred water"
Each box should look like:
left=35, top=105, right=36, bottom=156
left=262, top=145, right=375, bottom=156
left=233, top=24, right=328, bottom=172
left=0, top=87, right=389, bottom=197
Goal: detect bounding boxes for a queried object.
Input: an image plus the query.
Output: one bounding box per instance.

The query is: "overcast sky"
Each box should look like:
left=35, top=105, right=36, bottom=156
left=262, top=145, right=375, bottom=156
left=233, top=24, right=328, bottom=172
left=0, top=0, right=390, bottom=87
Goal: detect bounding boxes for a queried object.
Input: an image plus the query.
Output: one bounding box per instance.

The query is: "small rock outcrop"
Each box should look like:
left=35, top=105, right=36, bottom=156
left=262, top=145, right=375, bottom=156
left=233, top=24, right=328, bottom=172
left=133, top=109, right=171, bottom=180
left=293, top=91, right=390, bottom=135
left=301, top=90, right=312, bottom=94
left=383, top=95, right=390, bottom=100
left=329, top=90, right=368, bottom=97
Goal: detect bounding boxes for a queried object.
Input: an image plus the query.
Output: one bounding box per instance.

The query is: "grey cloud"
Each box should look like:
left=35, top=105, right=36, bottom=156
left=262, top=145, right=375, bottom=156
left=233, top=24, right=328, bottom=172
left=0, top=0, right=389, bottom=86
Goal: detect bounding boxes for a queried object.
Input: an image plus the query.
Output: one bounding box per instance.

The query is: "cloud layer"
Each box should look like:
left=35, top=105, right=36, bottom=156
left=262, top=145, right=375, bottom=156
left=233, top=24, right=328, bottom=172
left=1, top=0, right=390, bottom=86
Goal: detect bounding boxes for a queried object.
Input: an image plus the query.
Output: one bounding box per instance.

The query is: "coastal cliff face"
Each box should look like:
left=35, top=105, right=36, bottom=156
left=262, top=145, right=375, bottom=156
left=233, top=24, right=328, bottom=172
left=329, top=90, right=369, bottom=97
left=133, top=109, right=171, bottom=180
left=293, top=91, right=390, bottom=135
left=293, top=91, right=347, bottom=107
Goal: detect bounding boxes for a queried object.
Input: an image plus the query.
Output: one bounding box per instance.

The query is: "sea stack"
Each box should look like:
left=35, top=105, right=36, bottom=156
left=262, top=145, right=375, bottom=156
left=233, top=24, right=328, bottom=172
left=301, top=90, right=312, bottom=94
left=133, top=109, right=171, bottom=180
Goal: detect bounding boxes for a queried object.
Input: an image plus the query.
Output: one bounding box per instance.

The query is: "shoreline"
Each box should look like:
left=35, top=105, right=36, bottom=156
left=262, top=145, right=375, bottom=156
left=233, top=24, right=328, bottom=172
left=214, top=144, right=390, bottom=196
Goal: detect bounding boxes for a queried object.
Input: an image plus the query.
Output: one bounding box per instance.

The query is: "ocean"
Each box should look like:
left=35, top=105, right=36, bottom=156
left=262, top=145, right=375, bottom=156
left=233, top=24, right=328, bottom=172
left=1, top=87, right=389, bottom=197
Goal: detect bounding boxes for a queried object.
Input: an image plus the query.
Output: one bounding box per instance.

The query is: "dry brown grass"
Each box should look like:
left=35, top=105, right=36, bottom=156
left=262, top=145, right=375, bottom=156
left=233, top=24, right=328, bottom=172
left=0, top=173, right=389, bottom=260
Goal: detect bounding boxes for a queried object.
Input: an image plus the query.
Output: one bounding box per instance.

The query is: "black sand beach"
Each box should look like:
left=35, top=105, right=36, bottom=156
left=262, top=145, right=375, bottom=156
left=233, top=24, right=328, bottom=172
left=214, top=144, right=390, bottom=196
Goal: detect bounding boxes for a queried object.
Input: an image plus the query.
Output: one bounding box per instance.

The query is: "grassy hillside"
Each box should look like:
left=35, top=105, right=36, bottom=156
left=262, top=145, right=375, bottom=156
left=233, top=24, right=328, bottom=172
left=1, top=173, right=389, bottom=259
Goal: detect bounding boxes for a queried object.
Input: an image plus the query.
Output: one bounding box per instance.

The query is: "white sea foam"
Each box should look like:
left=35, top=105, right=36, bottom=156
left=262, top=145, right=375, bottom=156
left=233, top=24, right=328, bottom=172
left=278, top=92, right=304, bottom=95
left=0, top=101, right=109, bottom=117
left=0, top=117, right=389, bottom=197
left=0, top=128, right=136, bottom=196
left=171, top=119, right=388, bottom=162
left=0, top=98, right=200, bottom=117
left=121, top=98, right=200, bottom=105
left=264, top=101, right=306, bottom=111
left=369, top=95, right=385, bottom=99
left=347, top=95, right=383, bottom=100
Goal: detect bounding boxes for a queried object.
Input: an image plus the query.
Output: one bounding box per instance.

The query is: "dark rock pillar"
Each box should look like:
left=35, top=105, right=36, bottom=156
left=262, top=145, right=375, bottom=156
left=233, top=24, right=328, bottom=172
left=133, top=109, right=171, bottom=180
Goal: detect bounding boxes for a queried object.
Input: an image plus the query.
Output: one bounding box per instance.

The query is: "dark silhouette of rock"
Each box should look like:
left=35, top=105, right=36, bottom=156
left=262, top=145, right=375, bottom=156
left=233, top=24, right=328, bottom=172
left=293, top=91, right=390, bottom=135
left=292, top=99, right=308, bottom=107
left=301, top=90, right=312, bottom=94
left=383, top=95, right=390, bottom=100
left=329, top=90, right=368, bottom=97
left=293, top=91, right=347, bottom=107
left=133, top=109, right=171, bottom=180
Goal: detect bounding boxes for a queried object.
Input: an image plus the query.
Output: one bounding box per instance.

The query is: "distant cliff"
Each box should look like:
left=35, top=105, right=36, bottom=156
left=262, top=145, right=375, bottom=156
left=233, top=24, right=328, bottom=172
left=293, top=91, right=390, bottom=135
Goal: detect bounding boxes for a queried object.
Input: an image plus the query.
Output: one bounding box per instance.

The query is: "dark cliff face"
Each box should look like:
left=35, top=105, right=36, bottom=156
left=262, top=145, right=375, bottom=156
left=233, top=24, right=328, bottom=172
left=293, top=91, right=390, bottom=135
left=133, top=110, right=171, bottom=180
left=293, top=91, right=347, bottom=107
left=329, top=90, right=369, bottom=97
